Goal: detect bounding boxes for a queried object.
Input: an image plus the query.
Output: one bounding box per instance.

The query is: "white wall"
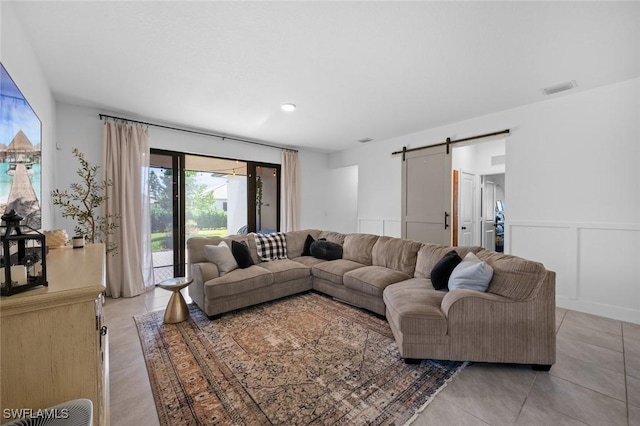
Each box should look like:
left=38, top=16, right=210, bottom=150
left=1, top=2, right=56, bottom=229
left=54, top=102, right=332, bottom=234
left=330, top=78, right=640, bottom=324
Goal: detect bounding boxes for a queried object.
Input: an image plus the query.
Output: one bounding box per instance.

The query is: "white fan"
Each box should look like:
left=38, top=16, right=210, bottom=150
left=1, top=399, right=92, bottom=426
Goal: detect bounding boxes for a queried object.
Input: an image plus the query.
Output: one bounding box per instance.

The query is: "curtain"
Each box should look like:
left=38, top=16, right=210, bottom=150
left=102, top=120, right=154, bottom=297
left=281, top=149, right=300, bottom=232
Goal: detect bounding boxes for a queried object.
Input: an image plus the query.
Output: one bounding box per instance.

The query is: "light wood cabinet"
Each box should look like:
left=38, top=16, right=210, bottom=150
left=0, top=244, right=109, bottom=425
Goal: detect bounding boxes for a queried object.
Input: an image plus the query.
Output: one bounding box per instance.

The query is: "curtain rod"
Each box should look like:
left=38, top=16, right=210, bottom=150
left=392, top=129, right=510, bottom=158
left=98, top=113, right=298, bottom=153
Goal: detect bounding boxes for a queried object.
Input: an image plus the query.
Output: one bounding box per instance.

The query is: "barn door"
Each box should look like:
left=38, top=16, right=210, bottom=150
left=401, top=145, right=452, bottom=244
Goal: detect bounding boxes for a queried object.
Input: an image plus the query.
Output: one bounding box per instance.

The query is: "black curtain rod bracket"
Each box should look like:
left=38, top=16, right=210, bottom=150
left=98, top=113, right=298, bottom=153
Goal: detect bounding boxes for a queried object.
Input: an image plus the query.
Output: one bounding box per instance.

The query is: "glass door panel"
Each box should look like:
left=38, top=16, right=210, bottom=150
left=149, top=151, right=185, bottom=283
left=249, top=163, right=281, bottom=234
left=184, top=155, right=248, bottom=242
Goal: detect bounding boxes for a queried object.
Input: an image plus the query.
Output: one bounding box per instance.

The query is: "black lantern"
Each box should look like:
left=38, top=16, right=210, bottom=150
left=0, top=210, right=48, bottom=296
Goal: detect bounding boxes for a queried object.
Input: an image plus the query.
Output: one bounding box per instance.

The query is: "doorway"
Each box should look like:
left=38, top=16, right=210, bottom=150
left=149, top=149, right=280, bottom=283
left=481, top=173, right=505, bottom=252
left=452, top=138, right=506, bottom=249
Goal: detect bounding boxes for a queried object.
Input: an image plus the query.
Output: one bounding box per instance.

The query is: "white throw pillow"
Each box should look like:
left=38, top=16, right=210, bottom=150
left=448, top=252, right=493, bottom=292
left=204, top=241, right=238, bottom=276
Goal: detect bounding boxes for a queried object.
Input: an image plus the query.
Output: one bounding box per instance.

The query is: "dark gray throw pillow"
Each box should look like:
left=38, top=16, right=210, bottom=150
left=231, top=240, right=254, bottom=269
left=302, top=234, right=315, bottom=256
left=430, top=250, right=462, bottom=290
left=310, top=240, right=343, bottom=261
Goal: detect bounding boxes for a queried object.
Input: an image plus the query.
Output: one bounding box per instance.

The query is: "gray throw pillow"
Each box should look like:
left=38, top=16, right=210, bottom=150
left=448, top=252, right=493, bottom=292
left=204, top=241, right=238, bottom=276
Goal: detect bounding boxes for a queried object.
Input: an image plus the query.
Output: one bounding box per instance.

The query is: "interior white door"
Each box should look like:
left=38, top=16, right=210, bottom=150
left=401, top=145, right=452, bottom=245
left=459, top=171, right=475, bottom=246
left=482, top=178, right=496, bottom=251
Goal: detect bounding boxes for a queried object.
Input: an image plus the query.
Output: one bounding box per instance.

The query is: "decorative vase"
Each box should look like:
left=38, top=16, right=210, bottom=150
left=72, top=236, right=85, bottom=249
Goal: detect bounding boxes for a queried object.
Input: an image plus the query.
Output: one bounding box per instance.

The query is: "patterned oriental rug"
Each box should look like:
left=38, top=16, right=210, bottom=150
left=134, top=292, right=466, bottom=426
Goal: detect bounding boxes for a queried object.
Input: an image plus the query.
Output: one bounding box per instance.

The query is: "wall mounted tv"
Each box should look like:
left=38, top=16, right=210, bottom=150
left=0, top=62, right=42, bottom=229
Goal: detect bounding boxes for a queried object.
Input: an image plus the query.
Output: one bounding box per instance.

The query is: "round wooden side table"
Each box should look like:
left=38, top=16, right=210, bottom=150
left=157, top=277, right=194, bottom=324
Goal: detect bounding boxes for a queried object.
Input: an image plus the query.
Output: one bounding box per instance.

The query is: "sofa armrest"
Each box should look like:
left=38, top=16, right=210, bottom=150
left=440, top=273, right=556, bottom=364
left=194, top=262, right=220, bottom=282
left=441, top=289, right=512, bottom=317
left=188, top=262, right=220, bottom=309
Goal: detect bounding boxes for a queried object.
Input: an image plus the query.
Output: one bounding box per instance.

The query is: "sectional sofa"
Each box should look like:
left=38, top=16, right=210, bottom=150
left=187, top=229, right=556, bottom=369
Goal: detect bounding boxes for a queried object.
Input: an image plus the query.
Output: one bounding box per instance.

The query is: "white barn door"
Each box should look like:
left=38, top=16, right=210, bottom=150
left=401, top=145, right=452, bottom=245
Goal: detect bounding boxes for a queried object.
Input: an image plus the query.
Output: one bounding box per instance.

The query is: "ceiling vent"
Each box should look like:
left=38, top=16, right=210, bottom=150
left=542, top=80, right=577, bottom=95
left=357, top=137, right=374, bottom=143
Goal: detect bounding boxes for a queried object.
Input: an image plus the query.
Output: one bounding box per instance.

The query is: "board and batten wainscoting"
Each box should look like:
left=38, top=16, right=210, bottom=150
left=0, top=243, right=109, bottom=425
left=358, top=216, right=639, bottom=325
left=507, top=220, right=640, bottom=325
left=358, top=217, right=402, bottom=238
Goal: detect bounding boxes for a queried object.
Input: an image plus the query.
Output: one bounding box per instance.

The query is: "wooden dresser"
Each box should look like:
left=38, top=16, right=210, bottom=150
left=0, top=244, right=109, bottom=425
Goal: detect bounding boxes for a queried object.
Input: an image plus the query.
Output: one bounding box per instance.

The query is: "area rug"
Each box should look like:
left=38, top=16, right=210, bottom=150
left=134, top=292, right=465, bottom=426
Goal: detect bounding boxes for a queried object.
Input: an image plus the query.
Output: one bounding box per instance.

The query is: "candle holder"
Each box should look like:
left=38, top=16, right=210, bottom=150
left=0, top=210, right=48, bottom=296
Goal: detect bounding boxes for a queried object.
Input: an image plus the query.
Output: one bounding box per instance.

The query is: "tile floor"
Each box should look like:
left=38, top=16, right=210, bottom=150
left=105, top=288, right=639, bottom=425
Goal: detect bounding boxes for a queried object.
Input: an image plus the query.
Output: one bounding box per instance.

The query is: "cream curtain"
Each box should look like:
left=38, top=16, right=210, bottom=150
left=281, top=149, right=300, bottom=232
left=102, top=120, right=154, bottom=297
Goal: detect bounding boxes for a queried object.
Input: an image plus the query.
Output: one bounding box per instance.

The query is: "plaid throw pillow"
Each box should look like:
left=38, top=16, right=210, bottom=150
left=254, top=232, right=288, bottom=261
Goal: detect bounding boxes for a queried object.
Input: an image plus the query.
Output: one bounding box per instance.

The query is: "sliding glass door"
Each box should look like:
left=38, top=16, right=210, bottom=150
left=150, top=149, right=279, bottom=282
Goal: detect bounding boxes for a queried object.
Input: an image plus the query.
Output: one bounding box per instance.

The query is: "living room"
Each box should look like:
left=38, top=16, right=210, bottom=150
left=1, top=1, right=639, bottom=425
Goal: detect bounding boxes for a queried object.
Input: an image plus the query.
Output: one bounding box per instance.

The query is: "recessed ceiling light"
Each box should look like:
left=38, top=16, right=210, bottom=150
left=281, top=103, right=296, bottom=112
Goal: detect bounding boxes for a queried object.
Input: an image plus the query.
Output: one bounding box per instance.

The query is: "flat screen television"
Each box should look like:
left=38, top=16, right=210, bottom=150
left=0, top=62, right=42, bottom=229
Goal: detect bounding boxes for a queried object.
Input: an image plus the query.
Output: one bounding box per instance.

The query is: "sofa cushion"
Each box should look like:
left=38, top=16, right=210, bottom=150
left=343, top=266, right=411, bottom=297
left=290, top=256, right=327, bottom=268
left=204, top=265, right=273, bottom=299
left=476, top=250, right=546, bottom=301
left=310, top=239, right=343, bottom=260
left=372, top=236, right=423, bottom=276
left=430, top=250, right=462, bottom=290
left=414, top=244, right=483, bottom=279
left=312, top=259, right=366, bottom=285
left=256, top=259, right=310, bottom=282
left=255, top=232, right=288, bottom=261
left=204, top=242, right=238, bottom=276
left=342, top=233, right=379, bottom=265
left=448, top=252, right=493, bottom=292
left=318, top=231, right=347, bottom=246
left=285, top=229, right=321, bottom=258
left=383, top=279, right=448, bottom=335
left=231, top=240, right=254, bottom=269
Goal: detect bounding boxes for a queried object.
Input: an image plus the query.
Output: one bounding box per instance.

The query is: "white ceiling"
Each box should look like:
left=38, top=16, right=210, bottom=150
left=11, top=1, right=640, bottom=153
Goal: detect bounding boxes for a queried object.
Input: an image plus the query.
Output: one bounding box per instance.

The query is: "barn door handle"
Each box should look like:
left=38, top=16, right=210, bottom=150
left=444, top=212, right=449, bottom=230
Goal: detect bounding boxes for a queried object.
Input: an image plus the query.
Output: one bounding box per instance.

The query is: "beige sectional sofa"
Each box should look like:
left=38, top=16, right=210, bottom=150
left=187, top=229, right=556, bottom=369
